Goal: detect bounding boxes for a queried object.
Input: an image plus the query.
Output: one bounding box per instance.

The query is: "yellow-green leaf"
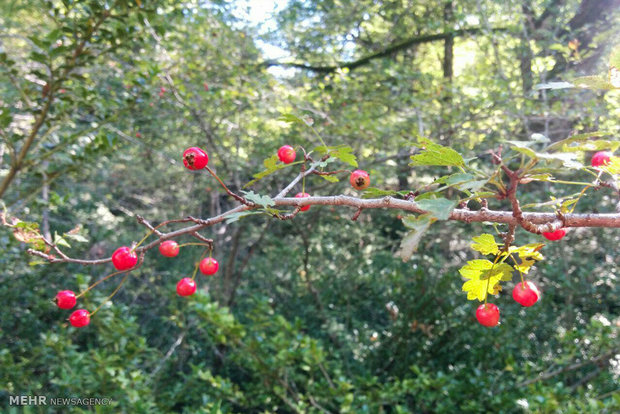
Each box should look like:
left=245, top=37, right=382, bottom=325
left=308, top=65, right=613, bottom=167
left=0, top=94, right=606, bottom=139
left=471, top=234, right=499, bottom=255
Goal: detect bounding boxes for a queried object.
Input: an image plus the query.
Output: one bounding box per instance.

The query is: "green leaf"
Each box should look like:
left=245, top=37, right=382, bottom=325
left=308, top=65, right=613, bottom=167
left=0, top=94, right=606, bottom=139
left=610, top=45, right=620, bottom=69
left=313, top=145, right=358, bottom=167
left=399, top=214, right=434, bottom=262
left=318, top=174, right=339, bottom=183
left=244, top=155, right=288, bottom=188
left=53, top=232, right=71, bottom=249
left=409, top=138, right=464, bottom=167
left=572, top=75, right=616, bottom=90
left=361, top=188, right=407, bottom=199
left=534, top=81, right=574, bottom=90
left=416, top=198, right=457, bottom=220
left=241, top=191, right=275, bottom=208
left=225, top=211, right=263, bottom=223
left=471, top=234, right=499, bottom=255
left=64, top=233, right=88, bottom=243
left=434, top=173, right=475, bottom=186
left=545, top=131, right=616, bottom=152
left=278, top=113, right=305, bottom=125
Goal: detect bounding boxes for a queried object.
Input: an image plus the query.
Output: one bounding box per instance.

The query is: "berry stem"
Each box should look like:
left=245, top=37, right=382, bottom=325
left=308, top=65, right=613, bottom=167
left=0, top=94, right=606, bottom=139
left=177, top=242, right=210, bottom=248
left=132, top=221, right=168, bottom=252
left=89, top=274, right=129, bottom=317
left=76, top=268, right=130, bottom=299
left=191, top=248, right=209, bottom=280
left=205, top=165, right=252, bottom=206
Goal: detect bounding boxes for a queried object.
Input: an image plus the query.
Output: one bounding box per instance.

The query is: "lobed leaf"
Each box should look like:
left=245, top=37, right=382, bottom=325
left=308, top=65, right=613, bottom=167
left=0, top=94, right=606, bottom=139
left=409, top=138, right=464, bottom=167
left=416, top=198, right=457, bottom=221
left=471, top=234, right=499, bottom=255
left=241, top=191, right=275, bottom=208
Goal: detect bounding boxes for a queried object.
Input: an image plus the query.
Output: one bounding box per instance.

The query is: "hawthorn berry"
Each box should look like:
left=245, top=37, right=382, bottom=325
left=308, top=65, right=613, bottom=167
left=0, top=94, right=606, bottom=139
left=182, top=147, right=209, bottom=170
left=111, top=246, right=138, bottom=270
left=512, top=281, right=540, bottom=307
left=55, top=290, right=76, bottom=310
left=277, top=145, right=296, bottom=164
left=591, top=151, right=611, bottom=167
left=159, top=240, right=180, bottom=258
left=295, top=192, right=311, bottom=211
left=199, top=257, right=219, bottom=276
left=476, top=303, right=500, bottom=327
left=176, top=278, right=197, bottom=296
left=542, top=228, right=566, bottom=241
left=69, top=309, right=90, bottom=328
left=350, top=169, right=370, bottom=190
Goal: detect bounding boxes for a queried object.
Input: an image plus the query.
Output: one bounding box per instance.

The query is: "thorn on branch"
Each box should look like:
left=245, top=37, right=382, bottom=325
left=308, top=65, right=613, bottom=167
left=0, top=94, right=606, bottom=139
left=275, top=207, right=301, bottom=220
left=191, top=231, right=213, bottom=246
left=136, top=215, right=163, bottom=236
left=351, top=208, right=363, bottom=221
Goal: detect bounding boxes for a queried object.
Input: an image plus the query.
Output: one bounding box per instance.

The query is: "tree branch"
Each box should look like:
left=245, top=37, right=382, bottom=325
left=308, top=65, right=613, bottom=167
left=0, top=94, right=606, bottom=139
left=263, top=27, right=507, bottom=73
left=25, top=194, right=620, bottom=265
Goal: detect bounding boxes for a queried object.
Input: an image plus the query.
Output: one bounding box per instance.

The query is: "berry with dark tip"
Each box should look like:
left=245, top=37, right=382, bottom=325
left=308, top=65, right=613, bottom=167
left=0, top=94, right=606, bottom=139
left=350, top=169, right=370, bottom=190
left=182, top=147, right=209, bottom=170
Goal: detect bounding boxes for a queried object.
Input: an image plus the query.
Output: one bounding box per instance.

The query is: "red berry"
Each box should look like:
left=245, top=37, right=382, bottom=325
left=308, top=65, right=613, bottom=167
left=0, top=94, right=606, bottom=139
left=512, top=281, right=540, bottom=307
left=203, top=82, right=209, bottom=91
left=176, top=278, right=197, bottom=296
left=295, top=192, right=311, bottom=211
left=160, top=87, right=166, bottom=93
left=277, top=145, right=296, bottom=164
left=136, top=132, right=142, bottom=138
left=55, top=290, right=76, bottom=310
left=159, top=240, right=180, bottom=257
left=591, top=151, right=611, bottom=167
left=69, top=309, right=90, bottom=328
left=199, top=257, right=219, bottom=275
left=182, top=147, right=209, bottom=170
left=112, top=246, right=138, bottom=270
left=542, top=228, right=566, bottom=241
left=350, top=169, right=370, bottom=190
left=476, top=303, right=500, bottom=327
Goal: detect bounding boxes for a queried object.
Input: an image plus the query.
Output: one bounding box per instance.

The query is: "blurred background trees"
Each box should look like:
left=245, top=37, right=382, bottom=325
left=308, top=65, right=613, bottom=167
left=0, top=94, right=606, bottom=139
left=1, top=0, right=618, bottom=412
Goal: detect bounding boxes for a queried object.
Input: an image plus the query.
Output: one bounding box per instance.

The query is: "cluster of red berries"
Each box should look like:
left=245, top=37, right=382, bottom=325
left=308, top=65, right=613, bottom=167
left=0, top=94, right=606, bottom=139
left=276, top=145, right=371, bottom=212
left=476, top=281, right=541, bottom=327
left=56, top=147, right=221, bottom=328
left=56, top=240, right=220, bottom=327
